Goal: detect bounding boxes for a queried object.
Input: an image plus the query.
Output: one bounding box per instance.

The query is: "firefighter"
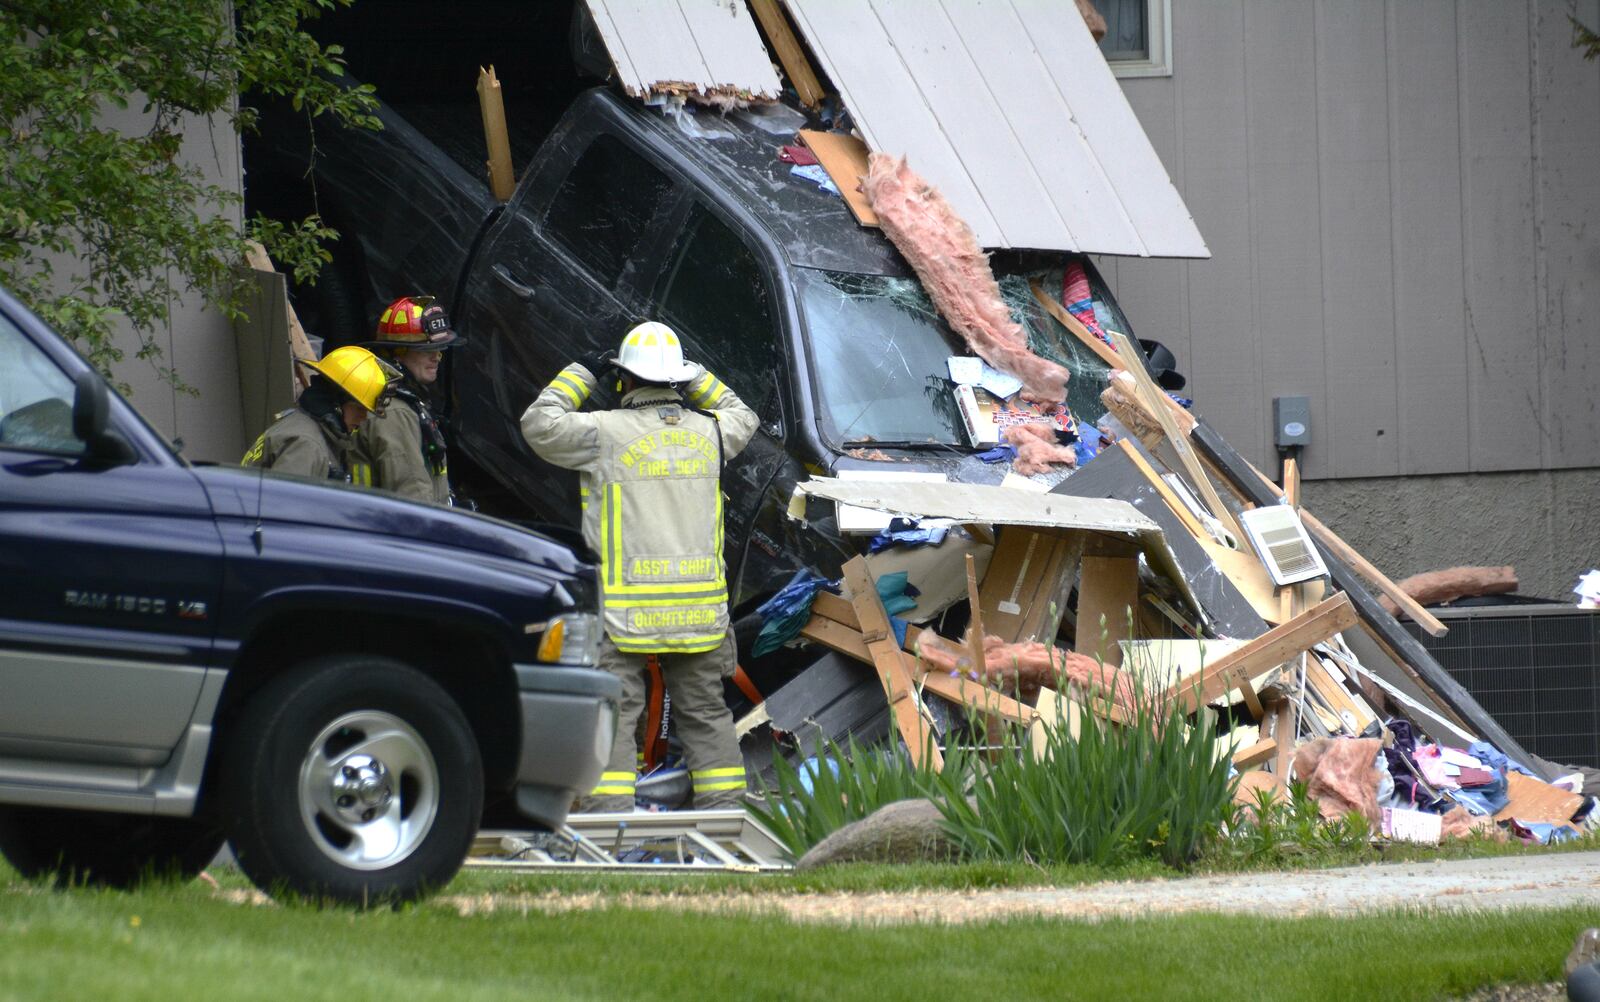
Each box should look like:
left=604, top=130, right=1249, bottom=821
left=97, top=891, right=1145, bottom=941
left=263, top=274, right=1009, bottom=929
left=359, top=295, right=458, bottom=505
left=242, top=346, right=394, bottom=484
left=521, top=321, right=758, bottom=811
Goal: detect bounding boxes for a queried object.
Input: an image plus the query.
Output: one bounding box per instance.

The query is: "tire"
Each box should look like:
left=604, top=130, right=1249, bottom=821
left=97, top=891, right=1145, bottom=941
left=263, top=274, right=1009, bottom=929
left=219, top=655, right=483, bottom=905
left=291, top=254, right=365, bottom=353
left=0, top=805, right=222, bottom=889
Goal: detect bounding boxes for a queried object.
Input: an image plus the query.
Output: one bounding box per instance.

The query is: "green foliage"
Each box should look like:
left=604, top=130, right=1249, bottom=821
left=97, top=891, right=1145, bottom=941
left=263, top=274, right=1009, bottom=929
left=930, top=683, right=1236, bottom=868
left=1574, top=15, right=1600, bottom=61
left=748, top=736, right=950, bottom=858
left=1212, top=780, right=1372, bottom=866
left=0, top=0, right=379, bottom=390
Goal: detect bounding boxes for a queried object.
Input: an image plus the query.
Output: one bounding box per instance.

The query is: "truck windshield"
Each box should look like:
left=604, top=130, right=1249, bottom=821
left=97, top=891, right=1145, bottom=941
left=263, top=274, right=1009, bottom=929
left=797, top=265, right=1122, bottom=450
left=798, top=269, right=968, bottom=448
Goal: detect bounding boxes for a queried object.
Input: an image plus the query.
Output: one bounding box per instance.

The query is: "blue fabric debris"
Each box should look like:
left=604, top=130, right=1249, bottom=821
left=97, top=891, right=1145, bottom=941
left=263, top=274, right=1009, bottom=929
left=789, top=163, right=840, bottom=195
left=752, top=568, right=836, bottom=657
left=875, top=570, right=919, bottom=617
left=867, top=517, right=949, bottom=554
left=1073, top=423, right=1107, bottom=466
left=1468, top=741, right=1536, bottom=778
left=975, top=443, right=1017, bottom=464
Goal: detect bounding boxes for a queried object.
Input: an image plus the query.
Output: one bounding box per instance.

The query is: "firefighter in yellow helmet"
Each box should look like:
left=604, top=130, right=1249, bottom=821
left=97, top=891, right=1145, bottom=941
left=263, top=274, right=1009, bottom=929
left=242, top=346, right=396, bottom=485
left=358, top=295, right=459, bottom=505
left=521, top=322, right=758, bottom=811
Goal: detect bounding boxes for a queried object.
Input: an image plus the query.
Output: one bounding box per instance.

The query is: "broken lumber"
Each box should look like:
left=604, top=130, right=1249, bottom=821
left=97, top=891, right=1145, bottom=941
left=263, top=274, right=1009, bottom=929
left=1167, top=593, right=1360, bottom=713
left=1231, top=736, right=1277, bottom=770
left=477, top=66, right=515, bottom=202
left=1106, top=330, right=1245, bottom=544
left=841, top=557, right=942, bottom=770
left=749, top=0, right=824, bottom=108
left=1097, top=365, right=1448, bottom=639
left=1189, top=418, right=1554, bottom=778
left=798, top=130, right=878, bottom=227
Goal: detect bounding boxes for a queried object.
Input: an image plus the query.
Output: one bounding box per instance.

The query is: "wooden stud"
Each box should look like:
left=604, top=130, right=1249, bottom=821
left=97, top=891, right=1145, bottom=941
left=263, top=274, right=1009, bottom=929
left=798, top=130, right=879, bottom=228
left=916, top=670, right=1036, bottom=727
left=965, top=553, right=987, bottom=673
left=1094, top=355, right=1448, bottom=639
left=1231, top=736, right=1277, bottom=769
left=841, top=557, right=942, bottom=770
left=1031, top=279, right=1122, bottom=370
left=1107, top=330, right=1245, bottom=544
left=1273, top=698, right=1295, bottom=777
left=477, top=66, right=516, bottom=202
left=749, top=0, right=825, bottom=108
left=1167, top=593, right=1361, bottom=713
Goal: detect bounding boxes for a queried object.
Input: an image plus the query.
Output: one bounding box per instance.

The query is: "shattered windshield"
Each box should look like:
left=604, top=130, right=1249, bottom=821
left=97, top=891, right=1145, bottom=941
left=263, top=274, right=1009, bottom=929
left=797, top=266, right=1120, bottom=451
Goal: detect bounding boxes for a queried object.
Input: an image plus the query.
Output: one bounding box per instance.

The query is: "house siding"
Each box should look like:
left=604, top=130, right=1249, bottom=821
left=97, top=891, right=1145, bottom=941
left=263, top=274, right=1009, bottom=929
left=1096, top=0, right=1600, bottom=600
left=1098, top=0, right=1600, bottom=481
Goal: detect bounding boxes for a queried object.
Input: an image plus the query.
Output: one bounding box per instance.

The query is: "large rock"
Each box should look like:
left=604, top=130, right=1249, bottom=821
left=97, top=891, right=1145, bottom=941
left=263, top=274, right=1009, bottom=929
left=796, top=799, right=961, bottom=869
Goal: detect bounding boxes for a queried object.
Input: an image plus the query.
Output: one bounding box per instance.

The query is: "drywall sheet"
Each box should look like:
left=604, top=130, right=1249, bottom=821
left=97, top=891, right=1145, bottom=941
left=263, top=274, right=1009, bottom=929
left=584, top=0, right=783, bottom=101
left=783, top=0, right=1209, bottom=256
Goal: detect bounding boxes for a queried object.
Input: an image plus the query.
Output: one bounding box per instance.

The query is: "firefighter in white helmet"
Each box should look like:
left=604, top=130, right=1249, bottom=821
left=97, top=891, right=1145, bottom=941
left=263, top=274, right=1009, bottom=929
left=521, top=322, right=758, bottom=811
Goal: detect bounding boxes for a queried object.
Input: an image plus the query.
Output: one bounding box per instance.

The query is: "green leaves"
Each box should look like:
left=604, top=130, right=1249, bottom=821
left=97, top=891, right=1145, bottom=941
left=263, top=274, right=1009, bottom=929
left=0, top=0, right=379, bottom=386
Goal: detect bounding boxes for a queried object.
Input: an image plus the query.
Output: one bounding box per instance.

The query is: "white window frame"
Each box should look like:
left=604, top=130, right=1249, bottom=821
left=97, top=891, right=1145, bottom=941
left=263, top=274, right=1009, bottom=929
left=1104, top=0, right=1172, bottom=79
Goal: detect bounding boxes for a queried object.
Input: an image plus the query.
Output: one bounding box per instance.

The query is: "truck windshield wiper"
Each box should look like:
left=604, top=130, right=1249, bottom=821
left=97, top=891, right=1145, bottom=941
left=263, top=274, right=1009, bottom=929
left=842, top=439, right=976, bottom=454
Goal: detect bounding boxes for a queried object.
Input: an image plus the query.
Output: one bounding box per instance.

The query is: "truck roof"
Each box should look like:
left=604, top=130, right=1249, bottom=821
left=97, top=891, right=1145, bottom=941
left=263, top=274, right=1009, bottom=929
left=588, top=88, right=911, bottom=278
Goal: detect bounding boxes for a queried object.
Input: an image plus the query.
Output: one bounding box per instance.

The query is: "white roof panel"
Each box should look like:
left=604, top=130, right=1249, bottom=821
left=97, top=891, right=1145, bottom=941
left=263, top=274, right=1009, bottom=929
left=783, top=0, right=1210, bottom=257
left=585, top=0, right=783, bottom=101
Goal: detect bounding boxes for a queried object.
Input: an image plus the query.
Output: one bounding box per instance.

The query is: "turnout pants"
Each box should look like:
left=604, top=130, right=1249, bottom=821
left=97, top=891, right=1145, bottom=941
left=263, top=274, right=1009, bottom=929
left=578, top=633, right=747, bottom=812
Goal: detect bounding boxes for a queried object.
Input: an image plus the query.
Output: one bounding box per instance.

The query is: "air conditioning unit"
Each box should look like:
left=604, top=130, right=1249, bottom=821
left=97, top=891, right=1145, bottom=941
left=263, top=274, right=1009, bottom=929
left=1403, top=605, right=1600, bottom=768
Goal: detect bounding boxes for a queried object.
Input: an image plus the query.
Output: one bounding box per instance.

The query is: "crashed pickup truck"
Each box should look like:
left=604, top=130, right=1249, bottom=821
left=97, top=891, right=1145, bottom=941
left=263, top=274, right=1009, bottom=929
left=248, top=4, right=1133, bottom=621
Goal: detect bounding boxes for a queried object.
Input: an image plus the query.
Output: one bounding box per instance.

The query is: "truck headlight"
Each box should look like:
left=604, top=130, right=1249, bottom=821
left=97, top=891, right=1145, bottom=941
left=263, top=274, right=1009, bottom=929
left=535, top=612, right=601, bottom=666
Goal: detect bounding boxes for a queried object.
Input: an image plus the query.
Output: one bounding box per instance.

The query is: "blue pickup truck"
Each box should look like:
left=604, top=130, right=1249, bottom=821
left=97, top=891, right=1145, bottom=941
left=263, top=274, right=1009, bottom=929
left=0, top=284, right=619, bottom=903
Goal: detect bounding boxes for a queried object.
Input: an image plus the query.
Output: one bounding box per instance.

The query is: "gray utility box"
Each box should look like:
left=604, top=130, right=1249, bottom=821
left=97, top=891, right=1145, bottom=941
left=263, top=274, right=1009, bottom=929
left=1403, top=606, right=1600, bottom=768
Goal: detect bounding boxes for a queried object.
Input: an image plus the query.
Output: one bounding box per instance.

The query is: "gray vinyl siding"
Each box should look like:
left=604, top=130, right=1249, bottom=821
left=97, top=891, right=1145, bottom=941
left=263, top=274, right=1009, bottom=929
left=1098, top=0, right=1600, bottom=480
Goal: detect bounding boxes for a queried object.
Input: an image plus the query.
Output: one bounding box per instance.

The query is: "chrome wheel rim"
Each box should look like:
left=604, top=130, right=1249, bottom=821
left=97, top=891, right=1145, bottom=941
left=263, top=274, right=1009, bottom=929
left=297, top=711, right=439, bottom=871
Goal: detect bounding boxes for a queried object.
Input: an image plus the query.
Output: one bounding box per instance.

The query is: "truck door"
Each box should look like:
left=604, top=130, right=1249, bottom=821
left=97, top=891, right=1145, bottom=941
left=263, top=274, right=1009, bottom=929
left=455, top=130, right=682, bottom=520
left=644, top=200, right=790, bottom=608
left=0, top=311, right=220, bottom=769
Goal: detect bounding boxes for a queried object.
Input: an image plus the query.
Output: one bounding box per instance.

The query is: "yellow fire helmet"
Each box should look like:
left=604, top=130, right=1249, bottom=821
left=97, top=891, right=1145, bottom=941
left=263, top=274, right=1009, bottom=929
left=298, top=346, right=398, bottom=413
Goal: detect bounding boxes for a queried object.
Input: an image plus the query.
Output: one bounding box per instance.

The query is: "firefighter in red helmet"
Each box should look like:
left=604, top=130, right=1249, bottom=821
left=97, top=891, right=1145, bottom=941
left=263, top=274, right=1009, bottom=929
left=358, top=295, right=459, bottom=505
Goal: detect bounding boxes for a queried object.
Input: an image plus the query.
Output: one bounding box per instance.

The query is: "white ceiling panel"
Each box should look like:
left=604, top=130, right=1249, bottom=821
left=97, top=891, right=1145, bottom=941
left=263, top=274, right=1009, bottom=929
left=586, top=0, right=783, bottom=101
left=783, top=0, right=1209, bottom=257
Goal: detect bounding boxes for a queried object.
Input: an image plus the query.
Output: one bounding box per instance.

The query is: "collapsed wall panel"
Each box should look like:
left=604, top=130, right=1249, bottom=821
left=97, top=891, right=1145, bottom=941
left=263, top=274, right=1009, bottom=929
left=584, top=0, right=783, bottom=102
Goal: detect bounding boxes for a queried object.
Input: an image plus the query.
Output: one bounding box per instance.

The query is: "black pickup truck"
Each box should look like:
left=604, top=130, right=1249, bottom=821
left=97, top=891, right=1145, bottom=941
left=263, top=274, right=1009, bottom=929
left=248, top=1, right=1129, bottom=628
left=0, top=284, right=619, bottom=903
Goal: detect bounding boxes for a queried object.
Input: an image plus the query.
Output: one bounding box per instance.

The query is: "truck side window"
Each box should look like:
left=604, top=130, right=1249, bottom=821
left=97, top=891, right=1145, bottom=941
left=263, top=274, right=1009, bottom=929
left=542, top=134, right=674, bottom=288
left=0, top=315, right=82, bottom=456
left=652, top=205, right=779, bottom=420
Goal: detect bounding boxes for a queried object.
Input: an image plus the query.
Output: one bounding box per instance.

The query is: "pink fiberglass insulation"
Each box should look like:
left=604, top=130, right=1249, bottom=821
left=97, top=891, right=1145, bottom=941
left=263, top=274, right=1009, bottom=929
left=1292, top=737, right=1383, bottom=822
left=1005, top=423, right=1078, bottom=475
left=863, top=154, right=1072, bottom=404
left=1439, top=805, right=1505, bottom=841
left=915, top=632, right=1138, bottom=713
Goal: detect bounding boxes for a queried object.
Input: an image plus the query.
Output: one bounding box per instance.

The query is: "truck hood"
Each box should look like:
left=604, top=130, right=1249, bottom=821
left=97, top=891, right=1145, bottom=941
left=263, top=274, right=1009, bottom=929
left=191, top=465, right=587, bottom=577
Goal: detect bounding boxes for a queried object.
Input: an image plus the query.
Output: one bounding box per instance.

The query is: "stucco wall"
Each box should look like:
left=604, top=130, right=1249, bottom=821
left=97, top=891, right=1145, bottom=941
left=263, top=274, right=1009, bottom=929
left=1301, top=468, right=1600, bottom=602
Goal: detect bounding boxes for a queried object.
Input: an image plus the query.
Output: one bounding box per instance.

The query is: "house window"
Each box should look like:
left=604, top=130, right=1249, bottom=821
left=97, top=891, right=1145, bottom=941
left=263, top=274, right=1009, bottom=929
left=1090, top=0, right=1171, bottom=78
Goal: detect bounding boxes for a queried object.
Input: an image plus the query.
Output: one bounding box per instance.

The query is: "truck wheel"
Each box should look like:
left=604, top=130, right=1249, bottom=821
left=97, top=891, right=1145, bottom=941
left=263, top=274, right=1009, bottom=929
left=0, top=806, right=222, bottom=888
left=220, top=655, right=483, bottom=905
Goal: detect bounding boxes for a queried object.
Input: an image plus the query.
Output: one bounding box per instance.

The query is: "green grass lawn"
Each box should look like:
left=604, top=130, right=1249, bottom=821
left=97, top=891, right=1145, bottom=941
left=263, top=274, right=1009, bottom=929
left=0, top=862, right=1590, bottom=1002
